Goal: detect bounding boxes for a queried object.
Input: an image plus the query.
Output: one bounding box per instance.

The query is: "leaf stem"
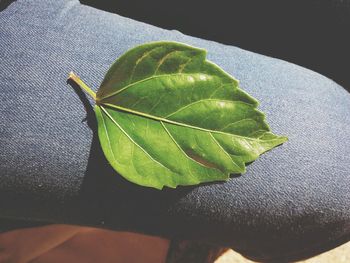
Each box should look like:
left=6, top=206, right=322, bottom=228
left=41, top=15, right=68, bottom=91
left=68, top=72, right=96, bottom=101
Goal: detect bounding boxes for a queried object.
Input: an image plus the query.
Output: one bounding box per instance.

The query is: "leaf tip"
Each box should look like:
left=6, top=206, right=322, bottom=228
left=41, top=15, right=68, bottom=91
left=269, top=135, right=288, bottom=150
left=279, top=136, right=289, bottom=143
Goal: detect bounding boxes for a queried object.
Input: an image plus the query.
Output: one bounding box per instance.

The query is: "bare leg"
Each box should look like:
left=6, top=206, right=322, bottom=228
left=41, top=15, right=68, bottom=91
left=0, top=225, right=170, bottom=263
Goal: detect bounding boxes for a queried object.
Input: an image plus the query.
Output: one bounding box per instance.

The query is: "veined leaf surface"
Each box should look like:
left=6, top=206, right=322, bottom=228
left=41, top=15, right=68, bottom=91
left=72, top=42, right=287, bottom=189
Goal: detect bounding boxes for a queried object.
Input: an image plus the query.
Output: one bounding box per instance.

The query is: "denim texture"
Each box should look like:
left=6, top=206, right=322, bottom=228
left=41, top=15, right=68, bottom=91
left=0, top=0, right=349, bottom=261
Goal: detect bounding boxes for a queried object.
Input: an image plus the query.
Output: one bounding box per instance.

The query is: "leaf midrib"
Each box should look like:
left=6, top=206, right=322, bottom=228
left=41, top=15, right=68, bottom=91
left=100, top=102, right=279, bottom=143
left=100, top=105, right=239, bottom=174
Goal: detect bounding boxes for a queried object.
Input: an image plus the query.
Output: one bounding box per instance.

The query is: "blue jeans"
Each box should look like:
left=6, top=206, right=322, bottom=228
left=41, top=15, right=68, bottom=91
left=1, top=0, right=349, bottom=261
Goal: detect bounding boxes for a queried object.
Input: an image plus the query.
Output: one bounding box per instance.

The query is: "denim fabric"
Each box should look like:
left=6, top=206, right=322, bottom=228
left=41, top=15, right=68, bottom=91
left=0, top=0, right=349, bottom=261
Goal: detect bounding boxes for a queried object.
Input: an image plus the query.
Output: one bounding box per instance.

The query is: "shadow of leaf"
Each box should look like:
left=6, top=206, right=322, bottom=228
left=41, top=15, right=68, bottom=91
left=67, top=79, right=195, bottom=233
left=0, top=0, right=15, bottom=12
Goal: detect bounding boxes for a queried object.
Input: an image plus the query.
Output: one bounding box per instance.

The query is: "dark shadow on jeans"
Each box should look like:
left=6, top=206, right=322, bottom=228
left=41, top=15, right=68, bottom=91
left=0, top=0, right=15, bottom=11
left=80, top=0, right=350, bottom=92
left=67, top=79, right=202, bottom=235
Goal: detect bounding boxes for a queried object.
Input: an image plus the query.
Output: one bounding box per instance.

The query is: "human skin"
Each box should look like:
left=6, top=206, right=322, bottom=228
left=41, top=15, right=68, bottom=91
left=0, top=224, right=170, bottom=263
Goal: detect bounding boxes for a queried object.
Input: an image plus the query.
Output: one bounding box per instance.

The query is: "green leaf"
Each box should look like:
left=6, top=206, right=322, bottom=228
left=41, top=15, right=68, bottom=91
left=70, top=41, right=287, bottom=189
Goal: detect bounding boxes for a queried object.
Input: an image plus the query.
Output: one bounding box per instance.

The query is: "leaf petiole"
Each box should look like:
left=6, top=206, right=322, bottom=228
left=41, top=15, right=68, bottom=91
left=68, top=72, right=97, bottom=101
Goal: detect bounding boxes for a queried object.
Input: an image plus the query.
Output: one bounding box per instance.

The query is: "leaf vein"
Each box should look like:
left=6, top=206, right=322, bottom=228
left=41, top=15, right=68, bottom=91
left=100, top=109, right=118, bottom=163
left=100, top=73, right=205, bottom=101
left=100, top=106, right=179, bottom=175
left=165, top=98, right=254, bottom=119
left=129, top=47, right=162, bottom=83
left=209, top=133, right=243, bottom=172
left=154, top=50, right=179, bottom=74
left=220, top=118, right=255, bottom=131
left=178, top=57, right=193, bottom=73
left=161, top=121, right=218, bottom=174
